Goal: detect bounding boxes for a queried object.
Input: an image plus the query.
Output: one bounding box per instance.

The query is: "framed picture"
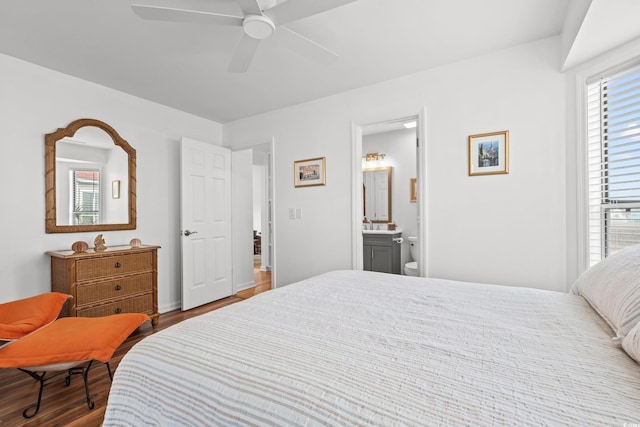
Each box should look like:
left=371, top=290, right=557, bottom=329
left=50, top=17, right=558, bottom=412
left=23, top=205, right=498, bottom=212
left=294, top=157, right=326, bottom=187
left=410, top=178, right=417, bottom=203
left=468, top=130, right=509, bottom=176
left=112, top=180, right=121, bottom=199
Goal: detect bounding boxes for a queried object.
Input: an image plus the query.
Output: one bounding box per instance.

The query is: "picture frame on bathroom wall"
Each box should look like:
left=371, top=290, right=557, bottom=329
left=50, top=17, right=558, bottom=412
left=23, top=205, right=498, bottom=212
left=112, top=180, right=120, bottom=199
left=294, top=157, right=326, bottom=187
left=410, top=178, right=417, bottom=203
left=468, top=130, right=509, bottom=176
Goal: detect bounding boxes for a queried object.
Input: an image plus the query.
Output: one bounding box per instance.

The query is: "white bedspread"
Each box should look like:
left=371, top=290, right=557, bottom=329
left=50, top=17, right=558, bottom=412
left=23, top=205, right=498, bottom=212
left=103, top=270, right=640, bottom=426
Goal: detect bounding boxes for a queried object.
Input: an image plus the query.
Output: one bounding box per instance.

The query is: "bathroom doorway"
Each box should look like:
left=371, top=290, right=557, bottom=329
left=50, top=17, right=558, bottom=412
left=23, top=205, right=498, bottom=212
left=351, top=109, right=428, bottom=276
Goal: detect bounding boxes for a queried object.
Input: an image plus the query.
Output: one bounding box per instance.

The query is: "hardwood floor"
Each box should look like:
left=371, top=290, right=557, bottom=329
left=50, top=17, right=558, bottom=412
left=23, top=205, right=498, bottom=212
left=0, top=268, right=271, bottom=427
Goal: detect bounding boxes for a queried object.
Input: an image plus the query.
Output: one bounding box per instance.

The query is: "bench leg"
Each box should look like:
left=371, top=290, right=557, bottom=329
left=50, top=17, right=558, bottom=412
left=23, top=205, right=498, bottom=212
left=18, top=360, right=100, bottom=418
left=18, top=369, right=48, bottom=418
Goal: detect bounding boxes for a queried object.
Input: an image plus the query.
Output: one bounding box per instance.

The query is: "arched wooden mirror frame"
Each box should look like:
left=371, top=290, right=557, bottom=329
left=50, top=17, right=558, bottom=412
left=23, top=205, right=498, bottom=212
left=45, top=118, right=137, bottom=233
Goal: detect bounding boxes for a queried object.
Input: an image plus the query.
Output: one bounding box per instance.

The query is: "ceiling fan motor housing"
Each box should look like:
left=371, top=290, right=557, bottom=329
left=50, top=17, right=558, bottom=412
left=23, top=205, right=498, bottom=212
left=243, top=15, right=275, bottom=39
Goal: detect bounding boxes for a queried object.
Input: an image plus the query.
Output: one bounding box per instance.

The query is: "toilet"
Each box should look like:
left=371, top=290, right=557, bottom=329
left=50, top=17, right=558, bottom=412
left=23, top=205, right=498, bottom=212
left=404, top=236, right=419, bottom=276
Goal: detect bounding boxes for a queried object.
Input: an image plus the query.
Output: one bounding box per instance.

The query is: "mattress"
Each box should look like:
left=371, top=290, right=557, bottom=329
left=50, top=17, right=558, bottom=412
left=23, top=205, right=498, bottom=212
left=103, top=270, right=640, bottom=426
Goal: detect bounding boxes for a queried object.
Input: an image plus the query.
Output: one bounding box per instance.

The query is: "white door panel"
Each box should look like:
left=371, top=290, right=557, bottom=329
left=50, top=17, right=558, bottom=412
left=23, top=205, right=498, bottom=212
left=181, top=137, right=232, bottom=310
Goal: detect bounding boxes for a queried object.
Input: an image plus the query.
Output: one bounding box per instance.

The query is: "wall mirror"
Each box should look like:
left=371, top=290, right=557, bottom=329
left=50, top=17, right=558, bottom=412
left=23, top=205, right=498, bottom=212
left=45, top=118, right=136, bottom=233
left=363, top=166, right=392, bottom=223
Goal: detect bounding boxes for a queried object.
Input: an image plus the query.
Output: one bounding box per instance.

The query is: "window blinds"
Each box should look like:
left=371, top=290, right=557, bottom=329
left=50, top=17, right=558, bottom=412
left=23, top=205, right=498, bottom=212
left=587, top=65, right=640, bottom=265
left=72, top=169, right=100, bottom=225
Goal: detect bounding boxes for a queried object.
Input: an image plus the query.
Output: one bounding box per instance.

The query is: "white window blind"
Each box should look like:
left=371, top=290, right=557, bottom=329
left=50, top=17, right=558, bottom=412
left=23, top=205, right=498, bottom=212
left=587, top=64, right=640, bottom=265
left=72, top=169, right=100, bottom=225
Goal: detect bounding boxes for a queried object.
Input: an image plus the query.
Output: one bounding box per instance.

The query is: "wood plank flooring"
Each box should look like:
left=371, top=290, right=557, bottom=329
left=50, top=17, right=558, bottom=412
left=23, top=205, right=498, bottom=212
left=0, top=268, right=271, bottom=427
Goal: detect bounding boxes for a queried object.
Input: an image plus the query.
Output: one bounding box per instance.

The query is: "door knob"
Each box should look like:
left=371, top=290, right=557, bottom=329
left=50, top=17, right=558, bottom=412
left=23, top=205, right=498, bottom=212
left=183, top=230, right=198, bottom=236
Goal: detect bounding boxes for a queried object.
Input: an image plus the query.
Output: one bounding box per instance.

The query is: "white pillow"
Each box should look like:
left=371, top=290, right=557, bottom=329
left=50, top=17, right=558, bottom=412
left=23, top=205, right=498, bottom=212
left=571, top=244, right=640, bottom=338
left=622, top=321, right=640, bottom=363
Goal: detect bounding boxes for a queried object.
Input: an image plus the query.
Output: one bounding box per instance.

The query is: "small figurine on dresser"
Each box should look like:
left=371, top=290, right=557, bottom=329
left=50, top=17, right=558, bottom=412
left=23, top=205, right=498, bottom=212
left=71, top=241, right=89, bottom=253
left=94, top=234, right=107, bottom=252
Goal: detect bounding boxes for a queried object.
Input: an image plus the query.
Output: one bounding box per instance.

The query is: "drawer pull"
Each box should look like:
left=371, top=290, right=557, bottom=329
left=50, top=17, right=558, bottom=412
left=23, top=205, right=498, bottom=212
left=114, top=262, right=122, bottom=268
left=115, top=308, right=122, bottom=314
left=115, top=284, right=122, bottom=291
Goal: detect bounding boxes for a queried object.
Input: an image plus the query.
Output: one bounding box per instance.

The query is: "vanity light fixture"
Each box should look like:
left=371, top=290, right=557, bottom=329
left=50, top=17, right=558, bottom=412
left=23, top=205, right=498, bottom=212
left=364, top=152, right=385, bottom=162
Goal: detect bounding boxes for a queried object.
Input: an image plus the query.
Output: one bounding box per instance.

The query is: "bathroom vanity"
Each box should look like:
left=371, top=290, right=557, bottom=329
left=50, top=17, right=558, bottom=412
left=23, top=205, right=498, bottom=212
left=362, top=230, right=402, bottom=274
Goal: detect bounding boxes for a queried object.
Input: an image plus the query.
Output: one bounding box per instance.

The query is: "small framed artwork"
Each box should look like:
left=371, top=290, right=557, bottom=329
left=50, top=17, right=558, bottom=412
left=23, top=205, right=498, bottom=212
left=112, top=180, right=121, bottom=199
left=294, top=157, right=326, bottom=187
left=410, top=178, right=417, bottom=203
left=468, top=130, right=509, bottom=176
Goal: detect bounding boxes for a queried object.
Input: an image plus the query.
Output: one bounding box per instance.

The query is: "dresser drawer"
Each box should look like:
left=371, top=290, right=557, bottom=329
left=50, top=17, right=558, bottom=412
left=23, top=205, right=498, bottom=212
left=76, top=252, right=153, bottom=281
left=75, top=273, right=152, bottom=306
left=75, top=294, right=153, bottom=318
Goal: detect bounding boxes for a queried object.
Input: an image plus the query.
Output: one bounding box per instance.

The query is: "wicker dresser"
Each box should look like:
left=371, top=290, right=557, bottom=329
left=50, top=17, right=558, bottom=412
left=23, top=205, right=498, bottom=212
left=47, top=245, right=160, bottom=328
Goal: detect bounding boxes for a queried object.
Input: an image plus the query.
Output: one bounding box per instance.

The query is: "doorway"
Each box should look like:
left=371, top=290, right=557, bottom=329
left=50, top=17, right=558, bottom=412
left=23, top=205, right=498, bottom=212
left=251, top=143, right=273, bottom=288
left=351, top=109, right=428, bottom=276
left=232, top=140, right=276, bottom=293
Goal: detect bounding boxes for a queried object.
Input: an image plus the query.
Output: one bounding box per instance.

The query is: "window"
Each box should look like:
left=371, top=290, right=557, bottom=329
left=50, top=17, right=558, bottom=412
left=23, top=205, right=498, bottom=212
left=71, top=169, right=100, bottom=225
left=587, top=64, right=640, bottom=265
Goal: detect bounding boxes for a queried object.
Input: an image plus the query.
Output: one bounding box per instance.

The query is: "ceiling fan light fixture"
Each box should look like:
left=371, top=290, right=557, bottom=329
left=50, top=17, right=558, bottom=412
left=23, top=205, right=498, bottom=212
left=243, top=15, right=275, bottom=39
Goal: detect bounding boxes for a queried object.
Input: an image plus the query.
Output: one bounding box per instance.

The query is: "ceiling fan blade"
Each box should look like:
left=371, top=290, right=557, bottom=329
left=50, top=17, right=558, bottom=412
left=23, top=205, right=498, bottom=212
left=274, top=26, right=338, bottom=66
left=264, top=0, right=358, bottom=26
left=235, top=0, right=263, bottom=15
left=132, top=4, right=244, bottom=26
left=228, top=34, right=261, bottom=73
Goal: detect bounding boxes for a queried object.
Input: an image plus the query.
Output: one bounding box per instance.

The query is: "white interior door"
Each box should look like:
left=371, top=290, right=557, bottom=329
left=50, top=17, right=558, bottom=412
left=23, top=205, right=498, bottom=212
left=181, top=137, right=232, bottom=310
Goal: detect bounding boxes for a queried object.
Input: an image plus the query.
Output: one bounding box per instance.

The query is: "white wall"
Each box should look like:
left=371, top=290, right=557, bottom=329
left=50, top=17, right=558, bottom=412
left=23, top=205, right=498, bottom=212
left=224, top=36, right=568, bottom=291
left=252, top=164, right=263, bottom=233
left=0, top=53, right=222, bottom=309
left=232, top=149, right=255, bottom=292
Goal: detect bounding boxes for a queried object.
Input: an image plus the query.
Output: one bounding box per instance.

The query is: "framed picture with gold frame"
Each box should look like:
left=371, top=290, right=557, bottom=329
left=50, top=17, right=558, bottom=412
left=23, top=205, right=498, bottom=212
left=468, top=130, right=509, bottom=176
left=294, top=157, right=326, bottom=187
left=410, top=178, right=417, bottom=202
left=112, top=180, right=121, bottom=199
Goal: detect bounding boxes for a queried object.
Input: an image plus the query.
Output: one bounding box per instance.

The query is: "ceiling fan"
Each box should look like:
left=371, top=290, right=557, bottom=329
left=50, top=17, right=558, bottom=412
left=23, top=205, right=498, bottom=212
left=132, top=0, right=358, bottom=73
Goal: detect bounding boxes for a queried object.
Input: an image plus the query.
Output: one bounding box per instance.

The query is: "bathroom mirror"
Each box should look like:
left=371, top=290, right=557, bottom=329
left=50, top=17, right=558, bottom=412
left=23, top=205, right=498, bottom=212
left=363, top=166, right=392, bottom=223
left=45, top=118, right=136, bottom=233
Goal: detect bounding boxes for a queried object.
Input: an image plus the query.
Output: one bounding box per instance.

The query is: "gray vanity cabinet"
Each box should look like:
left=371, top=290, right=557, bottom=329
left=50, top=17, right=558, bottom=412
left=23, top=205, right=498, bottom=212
left=363, top=232, right=401, bottom=274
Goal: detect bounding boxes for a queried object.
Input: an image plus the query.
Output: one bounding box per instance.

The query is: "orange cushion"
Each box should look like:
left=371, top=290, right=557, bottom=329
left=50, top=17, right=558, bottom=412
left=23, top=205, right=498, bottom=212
left=0, top=292, right=71, bottom=340
left=0, top=313, right=149, bottom=368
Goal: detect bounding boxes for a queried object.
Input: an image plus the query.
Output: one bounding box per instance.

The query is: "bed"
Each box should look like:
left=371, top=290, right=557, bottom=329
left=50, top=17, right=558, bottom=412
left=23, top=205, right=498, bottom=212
left=103, top=250, right=640, bottom=426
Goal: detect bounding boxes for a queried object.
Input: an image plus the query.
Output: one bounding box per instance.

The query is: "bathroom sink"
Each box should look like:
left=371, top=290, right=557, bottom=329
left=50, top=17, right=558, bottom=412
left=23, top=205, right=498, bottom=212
left=362, top=229, right=402, bottom=234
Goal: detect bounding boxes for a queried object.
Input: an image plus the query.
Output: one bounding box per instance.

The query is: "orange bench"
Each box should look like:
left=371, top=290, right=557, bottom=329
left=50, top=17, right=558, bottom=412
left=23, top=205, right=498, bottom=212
left=0, top=292, right=70, bottom=343
left=0, top=293, right=148, bottom=418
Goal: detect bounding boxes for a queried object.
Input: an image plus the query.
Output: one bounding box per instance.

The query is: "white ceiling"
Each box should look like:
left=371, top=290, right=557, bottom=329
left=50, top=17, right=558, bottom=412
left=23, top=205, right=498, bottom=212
left=0, top=0, right=571, bottom=123
left=561, top=0, right=640, bottom=71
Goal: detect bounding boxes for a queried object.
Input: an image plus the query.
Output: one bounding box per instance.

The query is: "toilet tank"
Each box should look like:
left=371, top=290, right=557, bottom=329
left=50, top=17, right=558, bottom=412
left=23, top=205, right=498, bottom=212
left=407, top=236, right=417, bottom=260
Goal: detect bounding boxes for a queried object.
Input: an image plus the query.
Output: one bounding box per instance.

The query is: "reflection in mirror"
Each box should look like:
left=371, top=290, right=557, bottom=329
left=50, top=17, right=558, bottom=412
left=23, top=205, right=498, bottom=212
left=56, top=127, right=128, bottom=225
left=45, top=119, right=136, bottom=233
left=363, top=166, right=392, bottom=223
